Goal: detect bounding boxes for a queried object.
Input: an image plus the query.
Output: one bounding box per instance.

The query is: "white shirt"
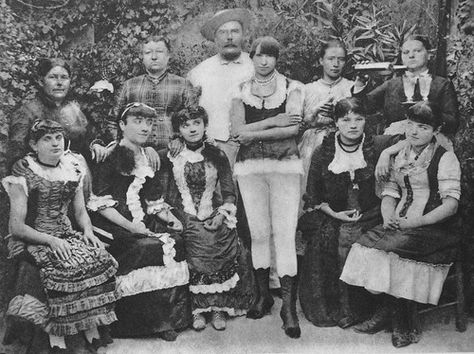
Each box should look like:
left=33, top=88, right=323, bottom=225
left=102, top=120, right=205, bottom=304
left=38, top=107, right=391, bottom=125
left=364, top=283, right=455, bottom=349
left=187, top=53, right=254, bottom=141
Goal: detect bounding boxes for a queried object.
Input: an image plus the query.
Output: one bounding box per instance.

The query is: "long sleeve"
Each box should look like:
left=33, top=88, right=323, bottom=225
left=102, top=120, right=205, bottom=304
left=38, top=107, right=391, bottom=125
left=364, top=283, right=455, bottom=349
left=354, top=80, right=389, bottom=115
left=303, top=146, right=325, bottom=209
left=215, top=149, right=236, bottom=205
left=7, top=105, right=36, bottom=170
left=437, top=78, right=459, bottom=135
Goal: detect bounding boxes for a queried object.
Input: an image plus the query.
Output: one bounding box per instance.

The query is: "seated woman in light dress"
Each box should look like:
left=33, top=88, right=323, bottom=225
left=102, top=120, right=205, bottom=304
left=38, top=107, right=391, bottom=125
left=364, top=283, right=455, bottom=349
left=340, top=101, right=461, bottom=348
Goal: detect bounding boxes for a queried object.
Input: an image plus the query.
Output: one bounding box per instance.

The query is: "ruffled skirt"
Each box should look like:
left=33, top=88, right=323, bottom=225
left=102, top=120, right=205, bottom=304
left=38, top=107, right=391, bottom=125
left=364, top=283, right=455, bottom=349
left=183, top=214, right=256, bottom=316
left=340, top=224, right=459, bottom=305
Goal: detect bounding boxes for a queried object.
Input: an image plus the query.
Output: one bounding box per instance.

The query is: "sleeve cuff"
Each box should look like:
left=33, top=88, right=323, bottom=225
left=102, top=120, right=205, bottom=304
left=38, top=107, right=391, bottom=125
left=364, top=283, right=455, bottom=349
left=87, top=194, right=118, bottom=211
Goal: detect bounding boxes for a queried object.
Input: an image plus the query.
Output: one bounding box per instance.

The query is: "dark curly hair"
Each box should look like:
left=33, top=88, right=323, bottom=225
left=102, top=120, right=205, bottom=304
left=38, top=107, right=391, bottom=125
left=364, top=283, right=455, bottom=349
left=171, top=105, right=208, bottom=133
left=333, top=97, right=366, bottom=120
left=406, top=101, right=442, bottom=129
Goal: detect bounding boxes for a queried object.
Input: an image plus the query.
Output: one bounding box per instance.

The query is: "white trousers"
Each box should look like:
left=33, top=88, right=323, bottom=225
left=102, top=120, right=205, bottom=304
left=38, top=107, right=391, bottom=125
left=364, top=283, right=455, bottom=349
left=237, top=172, right=300, bottom=277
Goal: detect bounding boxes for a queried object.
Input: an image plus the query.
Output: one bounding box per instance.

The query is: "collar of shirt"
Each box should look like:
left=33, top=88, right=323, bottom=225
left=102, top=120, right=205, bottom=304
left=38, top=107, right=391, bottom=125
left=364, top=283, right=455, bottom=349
left=319, top=76, right=343, bottom=88
left=404, top=69, right=430, bottom=79
left=145, top=69, right=168, bottom=84
left=219, top=54, right=244, bottom=65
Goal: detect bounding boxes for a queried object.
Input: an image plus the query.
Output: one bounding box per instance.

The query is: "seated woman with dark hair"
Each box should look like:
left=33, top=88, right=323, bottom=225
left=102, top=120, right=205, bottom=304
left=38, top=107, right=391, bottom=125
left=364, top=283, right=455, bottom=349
left=88, top=103, right=189, bottom=341
left=2, top=120, right=118, bottom=352
left=156, top=105, right=255, bottom=332
left=299, top=97, right=399, bottom=329
left=340, top=101, right=461, bottom=348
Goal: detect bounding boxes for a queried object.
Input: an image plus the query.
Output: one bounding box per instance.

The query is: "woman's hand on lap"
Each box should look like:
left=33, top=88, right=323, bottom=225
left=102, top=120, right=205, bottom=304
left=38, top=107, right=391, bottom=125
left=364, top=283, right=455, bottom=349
left=204, top=214, right=225, bottom=231
left=383, top=216, right=400, bottom=230
left=82, top=232, right=104, bottom=248
left=48, top=237, right=72, bottom=260
left=332, top=209, right=362, bottom=222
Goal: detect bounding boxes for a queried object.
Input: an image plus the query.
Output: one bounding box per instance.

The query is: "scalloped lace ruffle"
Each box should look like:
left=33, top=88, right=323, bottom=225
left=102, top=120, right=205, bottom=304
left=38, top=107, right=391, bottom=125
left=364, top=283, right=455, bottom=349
left=189, top=272, right=239, bottom=294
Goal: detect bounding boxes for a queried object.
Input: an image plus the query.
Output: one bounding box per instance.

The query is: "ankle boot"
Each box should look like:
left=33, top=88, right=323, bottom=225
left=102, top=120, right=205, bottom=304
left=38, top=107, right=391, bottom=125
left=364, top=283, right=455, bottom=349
left=247, top=268, right=274, bottom=319
left=391, top=299, right=411, bottom=348
left=279, top=275, right=301, bottom=339
left=353, top=294, right=391, bottom=334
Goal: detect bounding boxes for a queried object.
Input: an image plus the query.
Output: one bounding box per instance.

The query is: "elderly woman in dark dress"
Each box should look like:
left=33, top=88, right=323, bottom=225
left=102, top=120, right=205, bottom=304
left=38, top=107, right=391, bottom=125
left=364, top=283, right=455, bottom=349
left=298, top=98, right=398, bottom=329
left=341, top=101, right=461, bottom=348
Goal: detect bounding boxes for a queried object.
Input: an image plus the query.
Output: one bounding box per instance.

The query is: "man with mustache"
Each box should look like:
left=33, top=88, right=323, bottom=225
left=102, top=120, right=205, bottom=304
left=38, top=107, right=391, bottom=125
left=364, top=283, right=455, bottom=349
left=188, top=8, right=254, bottom=167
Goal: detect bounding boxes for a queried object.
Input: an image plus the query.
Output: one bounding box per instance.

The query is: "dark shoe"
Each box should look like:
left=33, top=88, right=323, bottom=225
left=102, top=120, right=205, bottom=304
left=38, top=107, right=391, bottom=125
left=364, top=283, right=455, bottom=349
left=279, top=275, right=301, bottom=339
left=353, top=305, right=390, bottom=334
left=247, top=268, right=274, bottom=319
left=157, top=330, right=178, bottom=342
left=337, top=315, right=363, bottom=329
left=392, top=330, right=412, bottom=348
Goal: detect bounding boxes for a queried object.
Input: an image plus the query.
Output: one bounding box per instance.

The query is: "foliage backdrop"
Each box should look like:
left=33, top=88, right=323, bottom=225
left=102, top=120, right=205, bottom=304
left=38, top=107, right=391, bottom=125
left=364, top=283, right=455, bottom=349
left=1, top=0, right=473, bottom=309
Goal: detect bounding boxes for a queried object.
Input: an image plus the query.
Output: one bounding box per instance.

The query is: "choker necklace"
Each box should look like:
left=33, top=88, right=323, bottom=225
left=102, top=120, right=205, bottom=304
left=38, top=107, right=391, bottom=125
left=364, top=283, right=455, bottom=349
left=254, top=71, right=276, bottom=86
left=36, top=158, right=60, bottom=168
left=337, top=135, right=362, bottom=153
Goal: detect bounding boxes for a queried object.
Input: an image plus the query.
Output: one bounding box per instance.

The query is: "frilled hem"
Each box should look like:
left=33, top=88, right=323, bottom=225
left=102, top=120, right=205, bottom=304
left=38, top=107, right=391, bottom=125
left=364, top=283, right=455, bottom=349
left=234, top=158, right=303, bottom=176
left=340, top=243, right=452, bottom=305
left=190, top=273, right=240, bottom=294
left=192, top=306, right=247, bottom=317
left=87, top=194, right=118, bottom=211
left=42, top=262, right=118, bottom=293
left=116, top=261, right=189, bottom=297
left=49, top=288, right=119, bottom=317
left=7, top=294, right=48, bottom=326
left=45, top=310, right=117, bottom=337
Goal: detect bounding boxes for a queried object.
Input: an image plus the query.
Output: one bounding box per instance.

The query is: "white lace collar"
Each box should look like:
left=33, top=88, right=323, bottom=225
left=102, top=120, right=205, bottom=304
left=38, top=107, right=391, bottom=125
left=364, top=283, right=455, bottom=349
left=240, top=72, right=287, bottom=110
left=328, top=132, right=367, bottom=181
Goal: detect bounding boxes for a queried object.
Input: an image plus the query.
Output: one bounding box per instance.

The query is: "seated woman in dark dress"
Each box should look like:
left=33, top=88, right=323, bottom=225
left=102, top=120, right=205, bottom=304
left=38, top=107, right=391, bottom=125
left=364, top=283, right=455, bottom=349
left=88, top=103, right=189, bottom=341
left=298, top=98, right=398, bottom=329
left=156, top=105, right=255, bottom=331
left=340, top=101, right=461, bottom=348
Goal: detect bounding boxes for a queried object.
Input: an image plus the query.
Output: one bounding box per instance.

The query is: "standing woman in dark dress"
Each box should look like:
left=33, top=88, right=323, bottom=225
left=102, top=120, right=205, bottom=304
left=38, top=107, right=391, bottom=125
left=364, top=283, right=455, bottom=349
left=88, top=103, right=189, bottom=341
left=298, top=98, right=397, bottom=328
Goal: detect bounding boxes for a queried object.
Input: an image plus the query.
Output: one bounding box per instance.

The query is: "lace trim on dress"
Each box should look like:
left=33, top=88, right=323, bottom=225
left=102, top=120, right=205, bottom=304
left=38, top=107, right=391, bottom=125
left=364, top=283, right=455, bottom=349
left=125, top=151, right=154, bottom=224
left=328, top=132, right=367, bottom=181
left=7, top=294, right=48, bottom=326
left=25, top=153, right=82, bottom=184
left=192, top=306, right=247, bottom=317
left=145, top=198, right=171, bottom=215
left=86, top=194, right=118, bottom=211
left=170, top=147, right=217, bottom=220
left=234, top=158, right=303, bottom=176
left=217, top=203, right=237, bottom=229
left=240, top=72, right=297, bottom=110
left=189, top=272, right=240, bottom=294
left=340, top=243, right=451, bottom=305
left=116, top=260, right=189, bottom=297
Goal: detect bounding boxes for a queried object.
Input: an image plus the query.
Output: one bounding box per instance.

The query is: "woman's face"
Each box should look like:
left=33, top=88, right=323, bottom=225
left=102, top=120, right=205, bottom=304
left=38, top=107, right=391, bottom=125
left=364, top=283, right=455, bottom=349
left=336, top=112, right=366, bottom=142
left=401, top=39, right=429, bottom=72
left=253, top=45, right=277, bottom=78
left=320, top=47, right=346, bottom=80
left=30, top=132, right=65, bottom=160
left=40, top=66, right=71, bottom=103
left=405, top=119, right=436, bottom=149
left=179, top=118, right=206, bottom=144
left=119, top=115, right=153, bottom=146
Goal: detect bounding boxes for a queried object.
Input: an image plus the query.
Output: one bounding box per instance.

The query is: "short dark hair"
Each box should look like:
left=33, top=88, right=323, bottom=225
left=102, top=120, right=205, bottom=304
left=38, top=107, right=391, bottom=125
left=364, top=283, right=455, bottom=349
left=402, top=35, right=432, bottom=51
left=334, top=97, right=366, bottom=120
left=37, top=58, right=71, bottom=78
left=27, top=119, right=65, bottom=144
left=319, top=39, right=347, bottom=59
left=406, top=101, right=442, bottom=129
left=140, top=34, right=171, bottom=53
left=250, top=36, right=280, bottom=60
left=172, top=106, right=208, bottom=133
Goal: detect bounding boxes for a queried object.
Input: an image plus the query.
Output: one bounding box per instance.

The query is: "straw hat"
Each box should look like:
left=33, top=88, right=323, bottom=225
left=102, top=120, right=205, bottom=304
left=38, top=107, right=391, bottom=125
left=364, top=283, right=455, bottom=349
left=201, top=8, right=251, bottom=41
